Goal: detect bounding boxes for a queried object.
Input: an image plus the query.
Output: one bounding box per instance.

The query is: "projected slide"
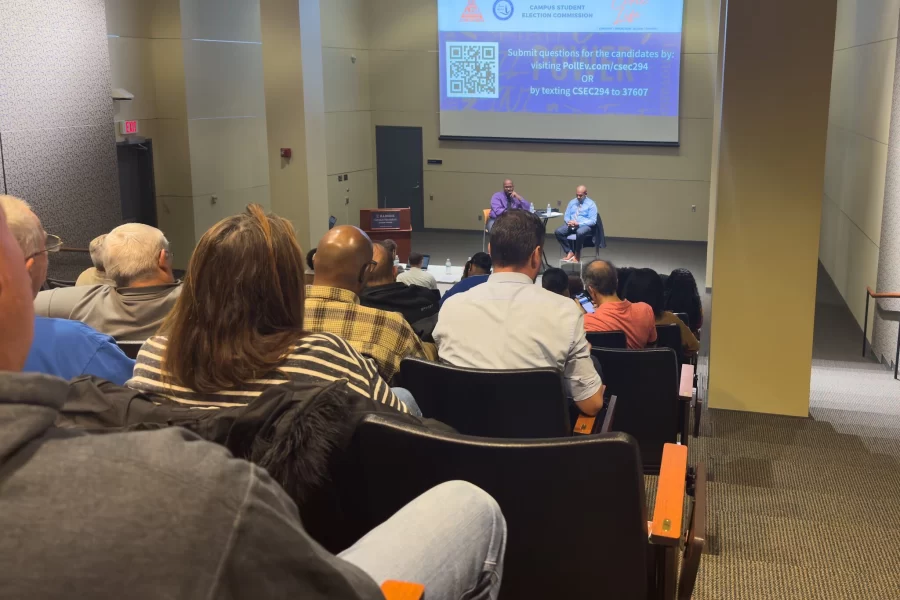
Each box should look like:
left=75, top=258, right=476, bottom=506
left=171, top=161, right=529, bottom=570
left=438, top=1, right=686, bottom=144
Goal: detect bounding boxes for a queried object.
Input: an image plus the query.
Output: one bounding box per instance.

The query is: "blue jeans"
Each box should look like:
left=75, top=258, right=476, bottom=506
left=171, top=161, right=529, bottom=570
left=340, top=481, right=507, bottom=600
left=555, top=224, right=592, bottom=255
left=391, top=387, right=422, bottom=417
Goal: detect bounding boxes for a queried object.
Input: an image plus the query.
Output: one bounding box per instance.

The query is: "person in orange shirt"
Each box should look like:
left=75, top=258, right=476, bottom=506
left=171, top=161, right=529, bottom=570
left=582, top=260, right=657, bottom=349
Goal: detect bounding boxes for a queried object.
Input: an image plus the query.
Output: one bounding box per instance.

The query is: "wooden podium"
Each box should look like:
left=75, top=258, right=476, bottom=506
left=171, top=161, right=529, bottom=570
left=360, top=208, right=412, bottom=262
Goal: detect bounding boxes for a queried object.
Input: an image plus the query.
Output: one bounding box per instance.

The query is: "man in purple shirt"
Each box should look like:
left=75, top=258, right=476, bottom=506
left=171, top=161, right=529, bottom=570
left=487, top=179, right=532, bottom=231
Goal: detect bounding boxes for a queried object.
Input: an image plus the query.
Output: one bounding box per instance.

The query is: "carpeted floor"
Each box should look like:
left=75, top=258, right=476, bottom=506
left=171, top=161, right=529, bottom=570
left=678, top=264, right=900, bottom=598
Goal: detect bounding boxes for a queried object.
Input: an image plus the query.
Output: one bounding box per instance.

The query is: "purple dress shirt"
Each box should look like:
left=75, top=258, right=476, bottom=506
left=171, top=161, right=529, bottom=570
left=489, top=192, right=532, bottom=218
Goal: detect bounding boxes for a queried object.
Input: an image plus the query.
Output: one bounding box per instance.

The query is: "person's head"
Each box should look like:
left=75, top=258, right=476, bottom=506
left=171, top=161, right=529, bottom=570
left=568, top=275, right=584, bottom=298
left=623, top=268, right=664, bottom=318
left=366, top=242, right=397, bottom=287
left=463, top=252, right=492, bottom=279
left=408, top=252, right=424, bottom=268
left=88, top=234, right=107, bottom=271
left=382, top=239, right=398, bottom=261
left=305, top=248, right=316, bottom=272
left=0, top=202, right=36, bottom=371
left=0, top=195, right=60, bottom=297
left=312, top=225, right=375, bottom=295
left=488, top=209, right=545, bottom=281
left=503, top=179, right=515, bottom=196
left=583, top=259, right=619, bottom=304
left=575, top=185, right=588, bottom=202
left=541, top=267, right=569, bottom=296
left=616, top=266, right=635, bottom=299
left=161, top=204, right=307, bottom=393
left=665, top=268, right=702, bottom=323
left=103, top=223, right=173, bottom=288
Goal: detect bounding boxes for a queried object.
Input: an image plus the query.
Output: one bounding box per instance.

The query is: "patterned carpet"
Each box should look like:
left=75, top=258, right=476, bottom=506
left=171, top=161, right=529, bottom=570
left=673, top=266, right=900, bottom=598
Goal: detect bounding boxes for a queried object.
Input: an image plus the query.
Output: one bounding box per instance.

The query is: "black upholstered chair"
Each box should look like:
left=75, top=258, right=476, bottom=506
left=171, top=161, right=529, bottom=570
left=399, top=358, right=574, bottom=438
left=655, top=323, right=682, bottom=357
left=591, top=347, right=694, bottom=473
left=586, top=330, right=627, bottom=349
left=318, top=415, right=705, bottom=600
left=115, top=341, right=144, bottom=359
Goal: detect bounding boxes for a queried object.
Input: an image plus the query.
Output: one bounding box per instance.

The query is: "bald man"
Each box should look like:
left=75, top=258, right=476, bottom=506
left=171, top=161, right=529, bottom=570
left=556, top=185, right=598, bottom=262
left=488, top=179, right=531, bottom=232
left=360, top=243, right=439, bottom=330
left=305, top=226, right=437, bottom=383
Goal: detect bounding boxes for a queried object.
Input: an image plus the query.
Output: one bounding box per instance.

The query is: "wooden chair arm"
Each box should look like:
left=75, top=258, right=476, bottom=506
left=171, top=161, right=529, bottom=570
left=867, top=286, right=900, bottom=299
left=677, top=463, right=707, bottom=600
left=679, top=364, right=695, bottom=402
left=650, top=443, right=688, bottom=546
left=381, top=580, right=425, bottom=600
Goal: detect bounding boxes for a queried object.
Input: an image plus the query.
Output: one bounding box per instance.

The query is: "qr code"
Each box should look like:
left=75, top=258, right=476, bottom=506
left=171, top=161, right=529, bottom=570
left=447, top=42, right=500, bottom=99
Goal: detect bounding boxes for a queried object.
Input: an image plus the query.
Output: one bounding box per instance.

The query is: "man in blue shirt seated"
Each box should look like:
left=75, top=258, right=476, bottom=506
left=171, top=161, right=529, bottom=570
left=0, top=195, right=135, bottom=384
left=440, top=252, right=492, bottom=306
left=555, top=185, right=598, bottom=263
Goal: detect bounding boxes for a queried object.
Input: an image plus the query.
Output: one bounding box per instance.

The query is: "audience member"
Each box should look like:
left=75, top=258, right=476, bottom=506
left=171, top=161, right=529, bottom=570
left=382, top=239, right=403, bottom=273
left=582, top=260, right=657, bottom=349
left=34, top=223, right=180, bottom=341
left=541, top=267, right=570, bottom=296
left=128, top=205, right=418, bottom=414
left=623, top=268, right=699, bottom=356
left=441, top=252, right=492, bottom=305
left=397, top=252, right=437, bottom=290
left=434, top=210, right=605, bottom=416
left=306, top=226, right=437, bottom=383
left=568, top=275, right=585, bottom=298
left=665, top=268, right=704, bottom=332
left=0, top=196, right=133, bottom=384
left=360, top=242, right=439, bottom=329
left=0, top=205, right=506, bottom=599
left=75, top=234, right=115, bottom=287
left=616, top=266, right=635, bottom=299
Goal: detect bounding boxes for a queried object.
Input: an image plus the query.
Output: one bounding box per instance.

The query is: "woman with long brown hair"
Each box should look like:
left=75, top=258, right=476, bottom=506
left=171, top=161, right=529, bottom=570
left=127, top=204, right=410, bottom=413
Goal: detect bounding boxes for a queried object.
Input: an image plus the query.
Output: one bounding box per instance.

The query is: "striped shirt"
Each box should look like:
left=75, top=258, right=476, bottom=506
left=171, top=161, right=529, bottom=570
left=125, top=332, right=408, bottom=413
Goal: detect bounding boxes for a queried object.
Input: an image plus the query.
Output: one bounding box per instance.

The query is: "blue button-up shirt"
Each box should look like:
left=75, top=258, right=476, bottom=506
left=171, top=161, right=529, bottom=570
left=563, top=197, right=598, bottom=227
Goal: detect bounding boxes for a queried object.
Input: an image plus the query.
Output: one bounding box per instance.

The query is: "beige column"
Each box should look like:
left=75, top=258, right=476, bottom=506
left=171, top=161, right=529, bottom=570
left=707, top=0, right=837, bottom=416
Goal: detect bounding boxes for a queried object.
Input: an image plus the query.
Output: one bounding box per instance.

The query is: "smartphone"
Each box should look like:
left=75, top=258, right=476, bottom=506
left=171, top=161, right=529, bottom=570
left=575, top=292, right=595, bottom=314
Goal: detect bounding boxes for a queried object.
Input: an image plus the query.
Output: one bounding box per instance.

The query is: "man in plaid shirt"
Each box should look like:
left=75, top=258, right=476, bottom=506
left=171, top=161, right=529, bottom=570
left=306, top=226, right=437, bottom=383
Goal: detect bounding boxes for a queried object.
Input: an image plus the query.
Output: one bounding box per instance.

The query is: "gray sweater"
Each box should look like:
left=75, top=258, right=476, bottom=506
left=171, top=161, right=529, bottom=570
left=0, top=373, right=383, bottom=600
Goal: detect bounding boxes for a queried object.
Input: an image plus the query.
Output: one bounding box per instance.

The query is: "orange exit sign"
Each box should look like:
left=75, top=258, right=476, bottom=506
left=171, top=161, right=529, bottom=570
left=118, top=120, right=138, bottom=135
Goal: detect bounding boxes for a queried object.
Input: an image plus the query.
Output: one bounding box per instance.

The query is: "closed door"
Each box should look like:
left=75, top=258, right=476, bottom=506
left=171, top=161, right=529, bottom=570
left=376, top=126, right=424, bottom=231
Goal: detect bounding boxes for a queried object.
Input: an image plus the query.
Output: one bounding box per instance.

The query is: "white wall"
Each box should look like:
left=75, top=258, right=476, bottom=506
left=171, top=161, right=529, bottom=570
left=820, top=0, right=900, bottom=335
left=358, top=0, right=720, bottom=238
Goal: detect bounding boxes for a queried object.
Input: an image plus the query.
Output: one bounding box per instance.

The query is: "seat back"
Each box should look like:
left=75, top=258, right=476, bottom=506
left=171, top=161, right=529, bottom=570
left=116, top=340, right=144, bottom=359
left=399, top=358, right=571, bottom=438
left=655, top=323, right=682, bottom=357
left=586, top=330, right=627, bottom=349
left=590, top=347, right=680, bottom=472
left=482, top=208, right=491, bottom=227
left=338, top=416, right=650, bottom=600
left=44, top=278, right=76, bottom=289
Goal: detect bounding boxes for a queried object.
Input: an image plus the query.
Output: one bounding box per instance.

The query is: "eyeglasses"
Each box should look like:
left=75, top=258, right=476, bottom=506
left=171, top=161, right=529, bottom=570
left=26, top=233, right=63, bottom=259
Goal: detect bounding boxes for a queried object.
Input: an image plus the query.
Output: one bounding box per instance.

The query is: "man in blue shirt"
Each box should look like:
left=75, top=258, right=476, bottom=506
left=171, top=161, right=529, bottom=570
left=555, top=185, right=598, bottom=263
left=440, top=252, right=492, bottom=306
left=0, top=195, right=135, bottom=385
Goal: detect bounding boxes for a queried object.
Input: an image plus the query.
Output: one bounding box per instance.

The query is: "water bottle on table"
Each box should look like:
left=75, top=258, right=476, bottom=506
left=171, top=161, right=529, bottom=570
left=445, top=258, right=452, bottom=275
left=546, top=203, right=552, bottom=216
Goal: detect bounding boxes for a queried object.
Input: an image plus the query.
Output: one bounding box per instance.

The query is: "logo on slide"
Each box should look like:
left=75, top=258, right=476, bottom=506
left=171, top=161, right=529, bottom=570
left=460, top=0, right=485, bottom=22
left=493, top=0, right=513, bottom=20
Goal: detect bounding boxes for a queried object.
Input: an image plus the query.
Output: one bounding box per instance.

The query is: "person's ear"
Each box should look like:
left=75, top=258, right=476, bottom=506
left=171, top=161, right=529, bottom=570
left=24, top=256, right=35, bottom=275
left=531, top=246, right=542, bottom=268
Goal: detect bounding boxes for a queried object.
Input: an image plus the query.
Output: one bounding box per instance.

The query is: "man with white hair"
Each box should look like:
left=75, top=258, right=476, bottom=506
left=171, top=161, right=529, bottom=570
left=75, top=234, right=115, bottom=287
left=34, top=222, right=181, bottom=340
left=0, top=195, right=134, bottom=384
